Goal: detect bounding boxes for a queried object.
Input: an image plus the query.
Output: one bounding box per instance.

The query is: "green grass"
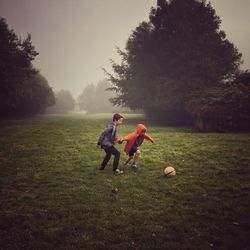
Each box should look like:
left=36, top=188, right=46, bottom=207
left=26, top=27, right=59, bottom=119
left=0, top=113, right=249, bottom=250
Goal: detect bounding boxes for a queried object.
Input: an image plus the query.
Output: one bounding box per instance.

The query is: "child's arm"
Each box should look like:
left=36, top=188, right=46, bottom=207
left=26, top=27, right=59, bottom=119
left=114, top=134, right=132, bottom=144
left=144, top=133, right=155, bottom=143
left=120, top=134, right=133, bottom=142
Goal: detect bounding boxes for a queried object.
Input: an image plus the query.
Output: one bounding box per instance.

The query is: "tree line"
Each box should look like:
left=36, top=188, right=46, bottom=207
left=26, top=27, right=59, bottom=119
left=108, top=0, right=250, bottom=131
left=47, top=80, right=120, bottom=114
left=76, top=80, right=128, bottom=114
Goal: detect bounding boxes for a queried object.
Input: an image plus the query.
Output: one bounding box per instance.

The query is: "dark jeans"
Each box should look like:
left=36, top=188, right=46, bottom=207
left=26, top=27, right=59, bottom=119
left=100, top=146, right=120, bottom=171
left=129, top=145, right=138, bottom=157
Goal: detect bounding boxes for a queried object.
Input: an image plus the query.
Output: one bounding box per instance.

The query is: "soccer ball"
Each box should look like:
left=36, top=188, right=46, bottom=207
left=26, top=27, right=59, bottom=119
left=164, top=166, right=176, bottom=177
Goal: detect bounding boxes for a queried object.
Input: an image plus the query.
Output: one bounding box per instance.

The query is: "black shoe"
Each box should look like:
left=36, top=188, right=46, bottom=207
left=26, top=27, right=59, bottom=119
left=99, top=166, right=105, bottom=171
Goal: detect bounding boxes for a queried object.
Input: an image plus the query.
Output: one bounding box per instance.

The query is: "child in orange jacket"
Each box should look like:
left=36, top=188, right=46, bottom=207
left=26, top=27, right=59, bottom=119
left=117, top=124, right=155, bottom=169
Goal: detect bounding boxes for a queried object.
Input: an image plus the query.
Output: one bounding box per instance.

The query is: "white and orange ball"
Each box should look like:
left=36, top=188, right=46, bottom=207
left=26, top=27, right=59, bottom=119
left=164, top=166, right=176, bottom=177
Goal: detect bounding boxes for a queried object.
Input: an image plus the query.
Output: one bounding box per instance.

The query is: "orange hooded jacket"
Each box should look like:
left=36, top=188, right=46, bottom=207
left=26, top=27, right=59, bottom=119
left=116, top=124, right=155, bottom=155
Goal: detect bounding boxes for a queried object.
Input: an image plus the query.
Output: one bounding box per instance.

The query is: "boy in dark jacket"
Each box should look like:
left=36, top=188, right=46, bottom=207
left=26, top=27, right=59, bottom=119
left=97, top=113, right=124, bottom=174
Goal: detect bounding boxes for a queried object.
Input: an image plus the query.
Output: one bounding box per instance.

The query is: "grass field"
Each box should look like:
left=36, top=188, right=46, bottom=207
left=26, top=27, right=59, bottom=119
left=0, top=114, right=250, bottom=250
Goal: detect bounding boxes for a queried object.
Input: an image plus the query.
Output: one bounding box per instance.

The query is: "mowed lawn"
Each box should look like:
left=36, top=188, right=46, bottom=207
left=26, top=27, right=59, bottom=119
left=0, top=114, right=249, bottom=250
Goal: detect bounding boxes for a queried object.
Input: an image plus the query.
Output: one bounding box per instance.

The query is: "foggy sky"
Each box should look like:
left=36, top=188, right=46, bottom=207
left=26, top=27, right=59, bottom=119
left=1, top=0, right=250, bottom=97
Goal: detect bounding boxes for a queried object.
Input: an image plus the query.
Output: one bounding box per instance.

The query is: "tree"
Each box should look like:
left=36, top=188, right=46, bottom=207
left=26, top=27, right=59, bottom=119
left=23, top=73, right=55, bottom=115
left=234, top=70, right=250, bottom=85
left=77, top=83, right=96, bottom=113
left=107, top=0, right=242, bottom=125
left=0, top=17, right=55, bottom=117
left=77, top=80, right=117, bottom=113
left=47, top=90, right=75, bottom=113
left=95, top=80, right=116, bottom=113
left=185, top=70, right=250, bottom=131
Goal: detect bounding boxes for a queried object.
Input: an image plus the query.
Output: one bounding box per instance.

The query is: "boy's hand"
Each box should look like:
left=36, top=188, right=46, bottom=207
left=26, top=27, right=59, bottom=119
left=114, top=139, right=123, bottom=144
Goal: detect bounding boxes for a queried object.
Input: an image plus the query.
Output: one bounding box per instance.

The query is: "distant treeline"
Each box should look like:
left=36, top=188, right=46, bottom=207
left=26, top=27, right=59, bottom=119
left=107, top=0, right=250, bottom=131
left=76, top=80, right=131, bottom=114
left=46, top=80, right=129, bottom=114
left=46, top=89, right=75, bottom=114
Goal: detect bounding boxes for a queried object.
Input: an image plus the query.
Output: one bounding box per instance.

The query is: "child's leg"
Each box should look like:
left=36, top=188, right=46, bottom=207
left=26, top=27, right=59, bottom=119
left=110, top=146, right=120, bottom=171
left=124, top=156, right=133, bottom=165
left=127, top=146, right=138, bottom=165
left=132, top=149, right=141, bottom=164
left=100, top=147, right=112, bottom=169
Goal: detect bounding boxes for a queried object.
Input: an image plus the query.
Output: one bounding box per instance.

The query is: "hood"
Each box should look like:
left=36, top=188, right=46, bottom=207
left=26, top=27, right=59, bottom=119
left=135, top=124, right=146, bottom=134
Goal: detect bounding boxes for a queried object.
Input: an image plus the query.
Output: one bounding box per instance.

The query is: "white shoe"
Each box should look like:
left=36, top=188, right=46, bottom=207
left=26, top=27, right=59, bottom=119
left=114, top=169, right=124, bottom=175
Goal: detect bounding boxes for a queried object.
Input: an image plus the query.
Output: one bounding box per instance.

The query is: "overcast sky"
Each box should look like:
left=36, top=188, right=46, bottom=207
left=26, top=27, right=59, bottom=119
left=1, top=0, right=250, bottom=97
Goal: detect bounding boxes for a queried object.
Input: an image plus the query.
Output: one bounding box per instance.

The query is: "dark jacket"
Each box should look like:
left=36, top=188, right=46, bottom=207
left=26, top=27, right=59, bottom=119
left=97, top=122, right=118, bottom=148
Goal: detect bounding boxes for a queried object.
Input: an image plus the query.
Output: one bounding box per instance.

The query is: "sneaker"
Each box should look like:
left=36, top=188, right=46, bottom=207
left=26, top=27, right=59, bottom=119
left=114, top=169, right=124, bottom=175
left=131, top=164, right=138, bottom=170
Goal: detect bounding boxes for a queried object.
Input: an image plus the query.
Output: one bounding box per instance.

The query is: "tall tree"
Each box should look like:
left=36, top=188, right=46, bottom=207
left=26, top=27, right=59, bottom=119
left=108, top=0, right=242, bottom=125
left=0, top=17, right=55, bottom=117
